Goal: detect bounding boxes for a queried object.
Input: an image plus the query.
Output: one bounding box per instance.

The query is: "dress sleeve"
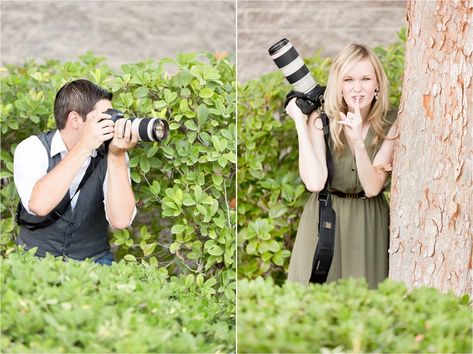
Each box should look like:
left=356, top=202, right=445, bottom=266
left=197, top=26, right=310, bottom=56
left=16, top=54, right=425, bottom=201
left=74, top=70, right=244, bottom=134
left=373, top=109, right=399, bottom=176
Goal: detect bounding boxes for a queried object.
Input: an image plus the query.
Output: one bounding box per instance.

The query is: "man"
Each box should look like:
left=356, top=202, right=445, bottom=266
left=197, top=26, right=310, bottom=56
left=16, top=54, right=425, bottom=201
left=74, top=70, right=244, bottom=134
left=14, top=79, right=137, bottom=265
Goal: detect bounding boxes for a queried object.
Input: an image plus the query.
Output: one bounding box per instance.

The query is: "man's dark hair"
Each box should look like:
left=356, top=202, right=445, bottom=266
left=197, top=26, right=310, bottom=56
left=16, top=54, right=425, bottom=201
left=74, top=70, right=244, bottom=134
left=54, top=79, right=113, bottom=129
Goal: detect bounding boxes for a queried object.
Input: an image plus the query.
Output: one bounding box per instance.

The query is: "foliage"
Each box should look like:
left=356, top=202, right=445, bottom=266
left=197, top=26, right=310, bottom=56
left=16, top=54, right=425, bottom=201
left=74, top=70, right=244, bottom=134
left=1, top=249, right=234, bottom=353
left=238, top=276, right=472, bottom=353
left=237, top=29, right=406, bottom=282
left=0, top=51, right=236, bottom=296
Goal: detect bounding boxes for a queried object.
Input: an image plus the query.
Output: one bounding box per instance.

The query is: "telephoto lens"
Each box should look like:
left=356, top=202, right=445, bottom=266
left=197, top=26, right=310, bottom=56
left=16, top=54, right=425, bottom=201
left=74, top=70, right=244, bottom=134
left=268, top=38, right=325, bottom=103
left=104, top=108, right=169, bottom=142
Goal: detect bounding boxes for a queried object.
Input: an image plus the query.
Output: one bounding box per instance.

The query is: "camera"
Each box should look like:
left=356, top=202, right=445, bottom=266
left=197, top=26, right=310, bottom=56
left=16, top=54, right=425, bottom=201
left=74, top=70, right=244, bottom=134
left=103, top=108, right=169, bottom=142
left=268, top=38, right=325, bottom=114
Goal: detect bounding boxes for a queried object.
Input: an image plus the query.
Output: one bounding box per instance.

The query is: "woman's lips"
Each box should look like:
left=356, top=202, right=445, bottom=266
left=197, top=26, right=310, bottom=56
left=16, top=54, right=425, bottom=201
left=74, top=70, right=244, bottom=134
left=352, top=96, right=365, bottom=102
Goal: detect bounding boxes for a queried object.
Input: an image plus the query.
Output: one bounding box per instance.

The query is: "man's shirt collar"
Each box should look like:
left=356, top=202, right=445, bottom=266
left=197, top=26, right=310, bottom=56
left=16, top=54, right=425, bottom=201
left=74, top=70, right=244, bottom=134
left=50, top=130, right=68, bottom=157
left=51, top=130, right=97, bottom=158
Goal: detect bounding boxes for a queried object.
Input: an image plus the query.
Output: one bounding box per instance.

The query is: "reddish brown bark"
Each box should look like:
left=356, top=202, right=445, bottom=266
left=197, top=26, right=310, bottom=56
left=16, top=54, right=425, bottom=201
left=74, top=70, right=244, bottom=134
left=390, top=0, right=472, bottom=296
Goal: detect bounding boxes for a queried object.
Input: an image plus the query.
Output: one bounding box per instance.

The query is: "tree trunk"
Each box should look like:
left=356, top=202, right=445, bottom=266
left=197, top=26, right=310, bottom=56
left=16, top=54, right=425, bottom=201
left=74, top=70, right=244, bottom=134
left=390, top=0, right=472, bottom=296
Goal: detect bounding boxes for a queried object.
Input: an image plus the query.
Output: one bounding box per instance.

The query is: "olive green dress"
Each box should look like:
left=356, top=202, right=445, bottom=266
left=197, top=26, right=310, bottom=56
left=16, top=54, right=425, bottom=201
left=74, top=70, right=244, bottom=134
left=287, top=113, right=396, bottom=289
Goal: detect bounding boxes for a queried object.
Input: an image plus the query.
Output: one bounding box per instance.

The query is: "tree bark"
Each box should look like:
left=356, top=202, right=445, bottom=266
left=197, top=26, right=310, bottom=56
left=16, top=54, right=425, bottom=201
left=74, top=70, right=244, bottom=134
left=390, top=0, right=472, bottom=296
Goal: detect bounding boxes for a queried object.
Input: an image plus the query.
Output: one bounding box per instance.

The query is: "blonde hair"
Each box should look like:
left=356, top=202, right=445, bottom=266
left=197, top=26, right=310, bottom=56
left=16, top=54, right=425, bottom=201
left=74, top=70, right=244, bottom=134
left=324, top=44, right=390, bottom=157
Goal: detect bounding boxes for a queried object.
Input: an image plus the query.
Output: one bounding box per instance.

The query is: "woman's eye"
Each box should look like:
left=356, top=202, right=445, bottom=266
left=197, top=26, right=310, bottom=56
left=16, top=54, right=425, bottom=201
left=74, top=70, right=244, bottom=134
left=344, top=78, right=352, bottom=82
left=362, top=77, right=371, bottom=81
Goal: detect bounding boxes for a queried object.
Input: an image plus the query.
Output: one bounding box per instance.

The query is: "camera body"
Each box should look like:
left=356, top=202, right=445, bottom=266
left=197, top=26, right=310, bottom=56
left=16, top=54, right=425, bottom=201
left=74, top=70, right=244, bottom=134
left=268, top=38, right=325, bottom=115
left=98, top=108, right=169, bottom=155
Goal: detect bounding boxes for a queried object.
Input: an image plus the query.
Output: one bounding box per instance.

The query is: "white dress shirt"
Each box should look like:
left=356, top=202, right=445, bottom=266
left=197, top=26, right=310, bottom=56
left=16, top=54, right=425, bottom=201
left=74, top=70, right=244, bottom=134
left=13, top=130, right=136, bottom=226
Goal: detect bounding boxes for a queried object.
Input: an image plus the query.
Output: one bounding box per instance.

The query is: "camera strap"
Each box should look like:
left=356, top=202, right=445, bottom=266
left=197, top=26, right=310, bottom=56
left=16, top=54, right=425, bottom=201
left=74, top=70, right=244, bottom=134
left=16, top=153, right=104, bottom=230
left=309, top=111, right=336, bottom=284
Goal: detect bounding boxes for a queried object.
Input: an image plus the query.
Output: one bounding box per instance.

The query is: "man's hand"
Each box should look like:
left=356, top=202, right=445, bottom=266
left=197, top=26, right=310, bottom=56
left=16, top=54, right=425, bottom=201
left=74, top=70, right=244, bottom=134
left=77, top=110, right=114, bottom=154
left=105, top=118, right=138, bottom=229
left=108, top=119, right=138, bottom=157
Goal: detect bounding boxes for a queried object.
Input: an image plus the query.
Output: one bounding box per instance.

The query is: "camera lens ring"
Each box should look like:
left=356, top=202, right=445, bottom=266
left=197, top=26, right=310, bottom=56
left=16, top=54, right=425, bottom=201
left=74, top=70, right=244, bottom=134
left=268, top=38, right=317, bottom=95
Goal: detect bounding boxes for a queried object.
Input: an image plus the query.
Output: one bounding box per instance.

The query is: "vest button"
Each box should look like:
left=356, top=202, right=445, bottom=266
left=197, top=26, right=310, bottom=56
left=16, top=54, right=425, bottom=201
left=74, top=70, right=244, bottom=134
left=68, top=234, right=72, bottom=239
left=69, top=223, right=74, bottom=227
left=65, top=243, right=71, bottom=248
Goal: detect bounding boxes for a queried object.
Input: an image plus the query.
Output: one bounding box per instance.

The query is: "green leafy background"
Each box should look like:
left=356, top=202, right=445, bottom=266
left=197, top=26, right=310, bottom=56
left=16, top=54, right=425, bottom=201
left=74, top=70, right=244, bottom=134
left=237, top=30, right=406, bottom=282
left=1, top=51, right=236, bottom=291
left=0, top=52, right=235, bottom=351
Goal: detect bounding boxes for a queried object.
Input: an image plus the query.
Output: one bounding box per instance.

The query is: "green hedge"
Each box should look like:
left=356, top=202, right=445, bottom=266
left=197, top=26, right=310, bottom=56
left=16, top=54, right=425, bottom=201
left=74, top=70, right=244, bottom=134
left=0, top=52, right=236, bottom=296
left=238, top=277, right=472, bottom=353
left=1, top=249, right=235, bottom=353
left=237, top=30, right=406, bottom=282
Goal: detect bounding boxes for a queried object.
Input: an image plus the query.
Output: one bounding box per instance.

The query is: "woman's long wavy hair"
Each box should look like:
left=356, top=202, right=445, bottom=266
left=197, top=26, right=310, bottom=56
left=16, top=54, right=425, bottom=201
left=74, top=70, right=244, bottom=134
left=324, top=44, right=390, bottom=157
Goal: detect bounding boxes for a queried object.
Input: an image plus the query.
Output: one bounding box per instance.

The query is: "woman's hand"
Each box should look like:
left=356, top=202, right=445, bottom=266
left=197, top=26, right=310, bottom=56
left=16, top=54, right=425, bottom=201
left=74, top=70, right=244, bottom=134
left=338, top=98, right=363, bottom=145
left=285, top=98, right=308, bottom=125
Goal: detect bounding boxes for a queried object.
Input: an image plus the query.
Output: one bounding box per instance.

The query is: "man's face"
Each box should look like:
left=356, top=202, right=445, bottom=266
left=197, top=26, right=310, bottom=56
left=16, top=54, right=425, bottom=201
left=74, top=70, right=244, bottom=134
left=75, top=99, right=113, bottom=137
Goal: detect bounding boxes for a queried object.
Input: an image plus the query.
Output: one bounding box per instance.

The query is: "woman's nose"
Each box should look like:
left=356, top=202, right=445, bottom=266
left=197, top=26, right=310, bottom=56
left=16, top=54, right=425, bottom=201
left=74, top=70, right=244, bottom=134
left=353, top=80, right=362, bottom=91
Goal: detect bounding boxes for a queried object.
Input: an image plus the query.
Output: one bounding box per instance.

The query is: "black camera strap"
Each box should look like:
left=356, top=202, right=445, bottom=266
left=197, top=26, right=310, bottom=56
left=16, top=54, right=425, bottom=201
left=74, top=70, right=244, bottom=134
left=309, top=111, right=336, bottom=284
left=16, top=153, right=104, bottom=230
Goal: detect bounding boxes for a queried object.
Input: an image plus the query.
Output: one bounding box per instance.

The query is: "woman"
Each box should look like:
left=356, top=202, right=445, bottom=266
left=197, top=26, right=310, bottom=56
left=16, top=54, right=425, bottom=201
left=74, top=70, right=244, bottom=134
left=286, top=44, right=398, bottom=288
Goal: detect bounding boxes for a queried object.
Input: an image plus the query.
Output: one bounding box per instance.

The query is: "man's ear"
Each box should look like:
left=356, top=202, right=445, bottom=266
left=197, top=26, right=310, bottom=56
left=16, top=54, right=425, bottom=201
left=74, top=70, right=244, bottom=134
left=66, top=111, right=83, bottom=129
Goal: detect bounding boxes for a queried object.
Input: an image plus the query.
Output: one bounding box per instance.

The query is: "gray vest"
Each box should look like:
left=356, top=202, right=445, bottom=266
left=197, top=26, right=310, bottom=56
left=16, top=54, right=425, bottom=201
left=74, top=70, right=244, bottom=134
left=17, top=130, right=110, bottom=260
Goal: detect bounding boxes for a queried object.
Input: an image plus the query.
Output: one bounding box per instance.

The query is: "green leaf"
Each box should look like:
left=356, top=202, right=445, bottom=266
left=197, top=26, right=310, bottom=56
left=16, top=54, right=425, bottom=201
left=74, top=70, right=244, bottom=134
left=164, top=89, right=178, bottom=103
left=146, top=145, right=159, bottom=157
left=150, top=181, right=160, bottom=196
left=197, top=104, right=209, bottom=125
left=171, top=224, right=186, bottom=234
left=199, top=88, right=214, bottom=98
left=217, top=155, right=228, bottom=168
left=196, top=274, right=204, bottom=287
left=184, top=119, right=198, bottom=131
left=130, top=171, right=141, bottom=183
left=207, top=245, right=224, bottom=256
left=211, top=174, right=223, bottom=185
left=181, top=87, right=191, bottom=97
left=194, top=185, right=203, bottom=202
left=169, top=242, right=180, bottom=254
left=120, top=92, right=134, bottom=108
left=154, top=100, right=167, bottom=109
left=140, top=157, right=150, bottom=173
left=124, top=254, right=137, bottom=262
left=134, top=86, right=149, bottom=98
left=179, top=98, right=190, bottom=112
left=141, top=242, right=157, bottom=256
left=169, top=122, right=180, bottom=130
left=185, top=274, right=194, bottom=287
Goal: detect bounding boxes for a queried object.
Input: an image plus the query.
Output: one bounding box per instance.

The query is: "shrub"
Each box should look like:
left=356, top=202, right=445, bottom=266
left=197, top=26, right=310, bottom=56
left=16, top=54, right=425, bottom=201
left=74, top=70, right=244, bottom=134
left=1, top=249, right=235, bottom=353
left=237, top=30, right=406, bottom=282
left=238, top=276, right=472, bottom=353
left=0, top=52, right=236, bottom=296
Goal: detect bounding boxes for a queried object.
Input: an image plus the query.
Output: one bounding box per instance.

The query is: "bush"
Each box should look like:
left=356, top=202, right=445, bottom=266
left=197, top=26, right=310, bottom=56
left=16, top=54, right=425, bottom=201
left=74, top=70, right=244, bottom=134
left=238, top=277, right=472, bottom=353
left=0, top=52, right=236, bottom=297
left=1, top=249, right=235, bottom=353
left=237, top=30, right=406, bottom=282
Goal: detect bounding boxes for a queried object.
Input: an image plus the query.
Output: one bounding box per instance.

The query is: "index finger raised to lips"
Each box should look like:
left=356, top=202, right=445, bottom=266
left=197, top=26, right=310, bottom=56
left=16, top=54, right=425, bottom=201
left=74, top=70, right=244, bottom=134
left=355, top=97, right=361, bottom=117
